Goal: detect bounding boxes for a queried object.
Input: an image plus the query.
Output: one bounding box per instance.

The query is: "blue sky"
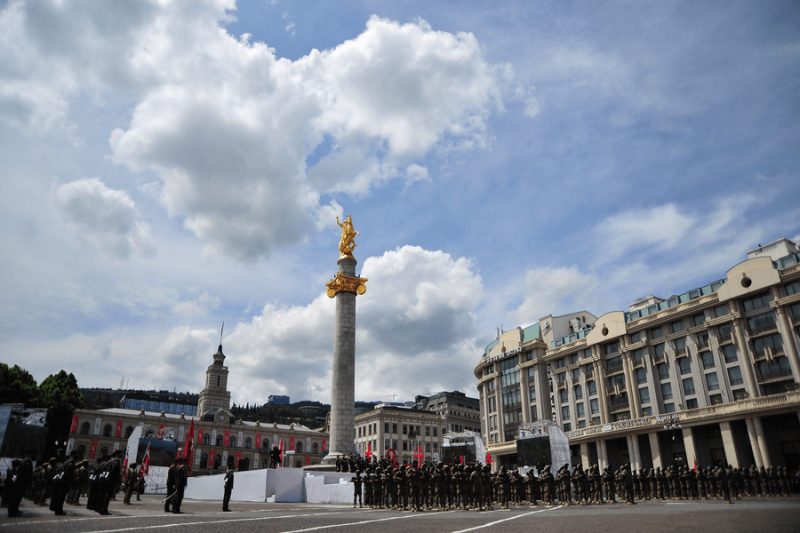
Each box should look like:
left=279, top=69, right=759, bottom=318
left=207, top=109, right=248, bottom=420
left=1, top=0, right=798, bottom=406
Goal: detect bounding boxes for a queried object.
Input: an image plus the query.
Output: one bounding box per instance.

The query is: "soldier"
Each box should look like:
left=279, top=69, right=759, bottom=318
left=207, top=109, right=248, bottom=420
left=9, top=453, right=34, bottom=518
left=123, top=462, right=138, bottom=505
left=86, top=456, right=103, bottom=511
left=350, top=470, right=363, bottom=508
left=602, top=466, right=615, bottom=503
left=173, top=458, right=188, bottom=514
left=270, top=446, right=282, bottom=469
left=165, top=459, right=177, bottom=513
left=495, top=465, right=510, bottom=510
left=621, top=464, right=636, bottom=505
left=470, top=464, right=484, bottom=511
left=696, top=466, right=707, bottom=499
left=3, top=458, right=20, bottom=513
left=525, top=468, right=539, bottom=506
left=716, top=466, right=733, bottom=504
left=50, top=452, right=78, bottom=515
left=136, top=469, right=146, bottom=501
left=759, top=466, right=770, bottom=497
left=384, top=467, right=396, bottom=509
left=222, top=465, right=234, bottom=511
left=409, top=466, right=423, bottom=511
left=97, top=450, right=123, bottom=515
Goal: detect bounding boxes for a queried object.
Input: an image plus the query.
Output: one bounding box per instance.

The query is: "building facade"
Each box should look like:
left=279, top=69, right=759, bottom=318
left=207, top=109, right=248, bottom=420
left=354, top=404, right=446, bottom=465
left=414, top=391, right=481, bottom=434
left=68, top=344, right=327, bottom=471
left=475, top=237, right=800, bottom=472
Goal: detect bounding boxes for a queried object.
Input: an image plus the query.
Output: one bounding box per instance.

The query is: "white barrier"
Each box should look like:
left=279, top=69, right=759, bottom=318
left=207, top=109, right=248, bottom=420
left=185, top=468, right=305, bottom=503
left=304, top=472, right=353, bottom=504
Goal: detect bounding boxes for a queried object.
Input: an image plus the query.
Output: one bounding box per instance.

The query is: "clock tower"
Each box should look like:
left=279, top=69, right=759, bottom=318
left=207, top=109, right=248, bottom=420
left=197, top=343, right=232, bottom=417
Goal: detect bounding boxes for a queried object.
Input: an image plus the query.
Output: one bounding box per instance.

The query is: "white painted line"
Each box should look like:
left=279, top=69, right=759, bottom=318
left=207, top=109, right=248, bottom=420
left=280, top=512, right=428, bottom=533
left=448, top=505, right=563, bottom=533
left=73, top=512, right=334, bottom=533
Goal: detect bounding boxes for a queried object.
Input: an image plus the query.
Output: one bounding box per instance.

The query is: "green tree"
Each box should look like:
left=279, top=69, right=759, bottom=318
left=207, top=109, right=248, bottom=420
left=39, top=370, right=84, bottom=460
left=0, top=363, right=41, bottom=406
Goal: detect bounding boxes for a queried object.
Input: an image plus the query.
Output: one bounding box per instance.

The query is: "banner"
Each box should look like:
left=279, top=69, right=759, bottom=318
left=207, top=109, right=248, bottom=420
left=209, top=449, right=216, bottom=468
left=322, top=439, right=326, bottom=453
left=158, top=424, right=165, bottom=440
left=238, top=431, right=243, bottom=447
left=89, top=440, right=98, bottom=458
left=236, top=451, right=241, bottom=469
left=93, top=418, right=102, bottom=435
left=66, top=438, right=74, bottom=455
left=70, top=416, right=79, bottom=434
left=225, top=430, right=230, bottom=447
left=198, top=428, right=204, bottom=444
left=307, top=437, right=311, bottom=452
left=211, top=429, right=217, bottom=445
left=178, top=425, right=184, bottom=443
left=290, top=436, right=295, bottom=451
left=255, top=433, right=261, bottom=449
left=305, top=456, right=310, bottom=466
left=194, top=447, right=202, bottom=467
left=126, top=426, right=142, bottom=469
left=115, top=420, right=123, bottom=438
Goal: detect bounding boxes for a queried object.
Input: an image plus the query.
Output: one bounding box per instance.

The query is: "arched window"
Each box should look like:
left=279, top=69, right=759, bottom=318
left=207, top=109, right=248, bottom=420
left=103, top=424, right=112, bottom=437
left=312, top=443, right=318, bottom=454
left=200, top=453, right=208, bottom=469
left=203, top=434, right=210, bottom=445
left=245, top=438, right=252, bottom=449
left=296, top=442, right=303, bottom=453
left=261, top=459, right=269, bottom=469
left=80, top=422, right=90, bottom=435
left=214, top=454, right=222, bottom=469
left=262, top=439, right=270, bottom=450
left=229, top=436, right=236, bottom=448
left=227, top=455, right=235, bottom=469
left=240, top=457, right=250, bottom=471
left=217, top=375, right=220, bottom=387
left=77, top=445, right=86, bottom=460
left=125, top=426, right=134, bottom=438
left=100, top=446, right=108, bottom=458
left=295, top=460, right=301, bottom=468
left=216, top=435, right=223, bottom=446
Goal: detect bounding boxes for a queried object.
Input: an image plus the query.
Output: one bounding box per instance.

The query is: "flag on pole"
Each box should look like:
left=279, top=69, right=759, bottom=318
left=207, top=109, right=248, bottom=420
left=279, top=440, right=284, bottom=468
left=184, top=418, right=195, bottom=472
left=142, top=441, right=151, bottom=475
left=694, top=458, right=698, bottom=472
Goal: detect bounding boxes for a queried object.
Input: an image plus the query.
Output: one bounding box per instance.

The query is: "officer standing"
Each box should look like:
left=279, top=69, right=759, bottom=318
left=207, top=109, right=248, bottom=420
left=165, top=460, right=177, bottom=513
left=173, top=459, right=188, bottom=514
left=8, top=450, right=36, bottom=518
left=223, top=465, right=234, bottom=511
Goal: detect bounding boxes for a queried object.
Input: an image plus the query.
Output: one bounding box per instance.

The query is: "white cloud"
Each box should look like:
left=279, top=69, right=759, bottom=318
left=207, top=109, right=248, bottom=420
left=172, top=290, right=222, bottom=318
left=52, top=178, right=156, bottom=259
left=507, top=266, right=601, bottom=327
left=406, top=164, right=429, bottom=184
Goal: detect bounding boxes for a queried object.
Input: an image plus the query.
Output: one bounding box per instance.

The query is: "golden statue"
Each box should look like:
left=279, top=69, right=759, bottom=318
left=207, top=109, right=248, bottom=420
left=336, top=215, right=360, bottom=257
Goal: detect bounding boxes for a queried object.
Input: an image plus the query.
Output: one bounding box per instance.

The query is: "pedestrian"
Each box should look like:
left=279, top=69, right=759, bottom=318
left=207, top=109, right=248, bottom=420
left=8, top=450, right=36, bottom=518
left=223, top=465, right=234, bottom=511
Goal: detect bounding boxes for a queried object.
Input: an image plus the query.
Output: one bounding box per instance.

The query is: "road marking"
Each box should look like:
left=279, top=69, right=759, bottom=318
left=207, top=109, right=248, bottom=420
left=448, top=505, right=563, bottom=533
left=72, top=512, right=335, bottom=533
left=280, top=512, right=429, bottom=532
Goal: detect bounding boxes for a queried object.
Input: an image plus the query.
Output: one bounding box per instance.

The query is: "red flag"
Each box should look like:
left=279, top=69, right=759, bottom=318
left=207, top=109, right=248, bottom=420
left=290, top=436, right=295, bottom=451
left=184, top=419, right=195, bottom=472
left=322, top=439, right=326, bottom=453
left=367, top=442, right=371, bottom=458
left=142, top=442, right=151, bottom=475
left=485, top=452, right=493, bottom=465
left=70, top=415, right=79, bottom=434
left=694, top=458, right=698, bottom=473
left=279, top=440, right=284, bottom=468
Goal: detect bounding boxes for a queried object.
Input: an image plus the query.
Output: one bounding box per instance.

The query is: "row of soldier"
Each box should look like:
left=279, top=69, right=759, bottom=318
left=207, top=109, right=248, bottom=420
left=348, top=461, right=798, bottom=511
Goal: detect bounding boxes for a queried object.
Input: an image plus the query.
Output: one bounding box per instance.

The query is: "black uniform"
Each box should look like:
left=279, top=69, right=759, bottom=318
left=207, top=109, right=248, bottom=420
left=223, top=469, right=234, bottom=511
left=9, top=455, right=34, bottom=518
left=173, top=462, right=187, bottom=513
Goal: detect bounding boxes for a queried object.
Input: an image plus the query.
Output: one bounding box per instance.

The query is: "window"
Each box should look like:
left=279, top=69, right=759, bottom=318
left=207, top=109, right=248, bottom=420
left=728, top=366, right=743, bottom=385
left=584, top=364, right=594, bottom=377
left=605, top=341, right=620, bottom=354
left=683, top=378, right=695, bottom=395
left=296, top=442, right=303, bottom=453
left=706, top=372, right=720, bottom=391
left=642, top=407, right=652, bottom=416
left=229, top=436, right=236, bottom=448
left=651, top=327, right=663, bottom=339
left=748, top=311, right=777, bottom=331
left=786, top=281, right=800, bottom=296
left=588, top=381, right=597, bottom=396
left=578, top=420, right=586, bottom=429
left=658, top=363, right=669, bottom=380
left=686, top=399, right=698, bottom=409
left=723, top=345, right=738, bottom=363
left=214, top=454, right=221, bottom=469
left=561, top=406, right=571, bottom=420
left=425, top=426, right=430, bottom=436
left=103, top=424, right=112, bottom=437
left=313, top=443, right=319, bottom=454
left=528, top=367, right=536, bottom=380
left=571, top=368, right=580, bottom=380
left=100, top=446, right=108, bottom=458
left=393, top=423, right=397, bottom=433
left=200, top=453, right=209, bottom=469
left=402, top=441, right=408, bottom=451
left=216, top=435, right=223, bottom=446
left=661, top=382, right=673, bottom=400
left=563, top=423, right=571, bottom=432
left=262, top=439, right=269, bottom=449
left=636, top=368, right=647, bottom=384
left=80, top=422, right=90, bottom=435
left=664, top=403, right=675, bottom=413
left=426, top=443, right=431, bottom=453
left=557, top=358, right=566, bottom=368
left=530, top=406, right=538, bottom=421
left=570, top=354, right=579, bottom=365
left=245, top=438, right=252, bottom=449
left=675, top=337, right=687, bottom=351
left=575, top=385, right=583, bottom=400
left=609, top=374, right=626, bottom=388
left=592, top=416, right=601, bottom=426
left=639, top=387, right=650, bottom=404
left=392, top=439, right=398, bottom=450
left=709, top=394, right=723, bottom=405
left=590, top=398, right=599, bottom=414
left=606, top=356, right=623, bottom=372
left=385, top=423, right=389, bottom=433
left=403, top=425, right=407, bottom=434
left=654, top=343, right=666, bottom=357
left=693, top=313, right=705, bottom=327
left=679, top=357, right=692, bottom=375
left=743, top=292, right=773, bottom=311
left=753, top=333, right=783, bottom=353
left=502, top=387, right=521, bottom=407
left=203, top=435, right=210, bottom=445
left=433, top=427, right=437, bottom=437
left=672, top=320, right=684, bottom=333
left=529, top=385, right=536, bottom=402
left=560, top=389, right=569, bottom=404
left=633, top=349, right=645, bottom=365
left=576, top=403, right=585, bottom=417
left=630, top=332, right=642, bottom=343
left=125, top=426, right=134, bottom=438
left=701, top=351, right=715, bottom=369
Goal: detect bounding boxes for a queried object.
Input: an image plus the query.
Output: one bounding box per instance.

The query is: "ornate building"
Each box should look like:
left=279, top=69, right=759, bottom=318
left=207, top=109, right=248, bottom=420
left=475, top=237, right=800, bottom=472
left=67, top=343, right=328, bottom=472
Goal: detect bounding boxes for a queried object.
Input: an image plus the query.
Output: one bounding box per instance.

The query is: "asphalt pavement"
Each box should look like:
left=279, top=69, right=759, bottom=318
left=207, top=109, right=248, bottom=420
left=2, top=495, right=799, bottom=533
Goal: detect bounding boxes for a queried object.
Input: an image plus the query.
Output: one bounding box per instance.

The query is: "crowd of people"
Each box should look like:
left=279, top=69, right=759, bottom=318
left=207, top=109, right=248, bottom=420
left=346, top=458, right=799, bottom=511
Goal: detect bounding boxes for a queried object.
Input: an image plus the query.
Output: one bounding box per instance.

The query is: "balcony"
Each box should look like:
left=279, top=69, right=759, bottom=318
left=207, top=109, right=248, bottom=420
left=718, top=333, right=733, bottom=344
left=756, top=367, right=793, bottom=382
left=606, top=360, right=625, bottom=374
left=696, top=339, right=710, bottom=351
left=674, top=347, right=688, bottom=358
left=748, top=322, right=778, bottom=336
left=753, top=345, right=785, bottom=360
left=793, top=314, right=800, bottom=325
left=609, top=398, right=630, bottom=412
left=556, top=380, right=567, bottom=390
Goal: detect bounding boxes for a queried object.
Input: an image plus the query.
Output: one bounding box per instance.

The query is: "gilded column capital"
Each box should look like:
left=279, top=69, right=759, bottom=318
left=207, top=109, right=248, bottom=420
left=325, top=273, right=368, bottom=298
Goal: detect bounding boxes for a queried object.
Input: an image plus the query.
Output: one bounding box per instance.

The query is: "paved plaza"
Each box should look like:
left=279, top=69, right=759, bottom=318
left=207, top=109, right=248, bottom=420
left=2, top=496, right=799, bottom=533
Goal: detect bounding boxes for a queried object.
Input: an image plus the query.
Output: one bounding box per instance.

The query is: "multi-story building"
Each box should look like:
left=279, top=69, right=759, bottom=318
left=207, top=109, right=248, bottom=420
left=414, top=391, right=481, bottom=434
left=475, top=237, right=800, bottom=472
left=68, top=344, right=327, bottom=472
left=354, top=404, right=446, bottom=465
left=119, top=391, right=199, bottom=417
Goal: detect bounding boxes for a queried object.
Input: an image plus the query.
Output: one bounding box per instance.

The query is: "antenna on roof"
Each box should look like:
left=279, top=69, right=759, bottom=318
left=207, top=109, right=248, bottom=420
left=220, top=321, right=224, bottom=346
left=119, top=377, right=125, bottom=390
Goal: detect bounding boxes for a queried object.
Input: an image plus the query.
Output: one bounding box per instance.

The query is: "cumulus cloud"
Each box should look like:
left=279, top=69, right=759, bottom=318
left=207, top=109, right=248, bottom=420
left=52, top=178, right=155, bottom=259
left=507, top=266, right=601, bottom=327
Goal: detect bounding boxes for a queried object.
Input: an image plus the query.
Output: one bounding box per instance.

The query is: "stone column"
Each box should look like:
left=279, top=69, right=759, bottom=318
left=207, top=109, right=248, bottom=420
left=732, top=316, right=759, bottom=397
left=580, top=443, right=590, bottom=470
left=648, top=432, right=662, bottom=469
left=774, top=304, right=800, bottom=380
left=681, top=427, right=697, bottom=468
left=593, top=350, right=610, bottom=424
left=521, top=366, right=531, bottom=424
left=598, top=439, right=609, bottom=470
left=745, top=417, right=764, bottom=468
left=752, top=416, right=771, bottom=467
left=622, top=349, right=641, bottom=418
left=325, top=256, right=358, bottom=465
left=630, top=434, right=642, bottom=470
left=719, top=421, right=739, bottom=468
